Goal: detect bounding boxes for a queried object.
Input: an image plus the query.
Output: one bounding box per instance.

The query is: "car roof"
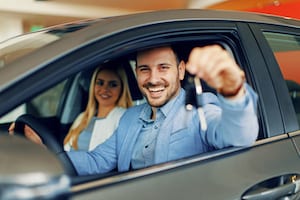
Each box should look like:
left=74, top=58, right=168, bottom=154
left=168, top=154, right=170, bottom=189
left=1, top=9, right=299, bottom=92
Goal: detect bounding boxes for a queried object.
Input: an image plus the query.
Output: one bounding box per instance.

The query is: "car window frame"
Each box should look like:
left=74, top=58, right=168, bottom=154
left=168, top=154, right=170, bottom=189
left=249, top=23, right=300, bottom=133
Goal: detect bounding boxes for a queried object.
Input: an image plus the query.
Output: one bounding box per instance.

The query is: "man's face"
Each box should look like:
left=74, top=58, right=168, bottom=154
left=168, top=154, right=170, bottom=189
left=136, top=46, right=185, bottom=107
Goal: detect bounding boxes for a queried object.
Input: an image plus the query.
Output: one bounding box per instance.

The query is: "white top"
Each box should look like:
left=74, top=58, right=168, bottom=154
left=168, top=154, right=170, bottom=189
left=64, top=107, right=126, bottom=151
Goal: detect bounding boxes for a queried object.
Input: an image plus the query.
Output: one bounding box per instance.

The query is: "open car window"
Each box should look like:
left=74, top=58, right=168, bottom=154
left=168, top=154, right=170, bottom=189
left=69, top=39, right=260, bottom=179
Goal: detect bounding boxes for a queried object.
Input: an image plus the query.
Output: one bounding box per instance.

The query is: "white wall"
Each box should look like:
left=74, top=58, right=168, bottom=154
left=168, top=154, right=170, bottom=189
left=0, top=17, right=23, bottom=42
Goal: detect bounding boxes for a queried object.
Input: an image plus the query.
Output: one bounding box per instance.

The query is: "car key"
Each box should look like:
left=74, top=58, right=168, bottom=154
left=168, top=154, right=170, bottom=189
left=184, top=74, right=207, bottom=131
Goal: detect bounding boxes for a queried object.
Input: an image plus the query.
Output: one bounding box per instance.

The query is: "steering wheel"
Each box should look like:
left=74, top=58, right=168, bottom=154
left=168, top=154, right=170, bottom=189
left=14, top=114, right=77, bottom=176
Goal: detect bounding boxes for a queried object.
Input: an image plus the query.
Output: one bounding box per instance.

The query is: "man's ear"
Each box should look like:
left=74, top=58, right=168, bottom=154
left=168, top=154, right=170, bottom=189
left=178, top=60, right=186, bottom=81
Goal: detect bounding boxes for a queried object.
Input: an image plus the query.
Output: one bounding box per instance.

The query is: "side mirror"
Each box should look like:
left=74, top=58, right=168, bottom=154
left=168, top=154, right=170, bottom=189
left=0, top=134, right=71, bottom=200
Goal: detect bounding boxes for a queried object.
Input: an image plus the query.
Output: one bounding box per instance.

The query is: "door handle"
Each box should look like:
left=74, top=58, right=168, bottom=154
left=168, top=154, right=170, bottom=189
left=242, top=174, right=300, bottom=200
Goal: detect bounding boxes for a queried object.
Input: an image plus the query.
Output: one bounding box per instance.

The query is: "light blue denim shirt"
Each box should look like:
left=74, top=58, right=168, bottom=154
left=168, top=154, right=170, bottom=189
left=131, top=92, right=179, bottom=169
left=68, top=84, right=258, bottom=175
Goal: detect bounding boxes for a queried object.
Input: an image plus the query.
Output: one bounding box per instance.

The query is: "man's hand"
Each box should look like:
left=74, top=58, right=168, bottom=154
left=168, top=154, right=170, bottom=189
left=186, top=45, right=245, bottom=99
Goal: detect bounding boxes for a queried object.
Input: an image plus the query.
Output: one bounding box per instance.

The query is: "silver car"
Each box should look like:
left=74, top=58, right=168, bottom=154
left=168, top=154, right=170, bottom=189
left=1, top=9, right=300, bottom=200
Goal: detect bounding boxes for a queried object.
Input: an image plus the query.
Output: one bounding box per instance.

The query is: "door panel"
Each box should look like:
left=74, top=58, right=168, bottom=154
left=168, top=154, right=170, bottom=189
left=292, top=134, right=300, bottom=155
left=73, top=138, right=300, bottom=200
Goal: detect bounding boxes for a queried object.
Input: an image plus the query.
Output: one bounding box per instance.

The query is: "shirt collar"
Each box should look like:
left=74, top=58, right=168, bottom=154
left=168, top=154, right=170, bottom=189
left=139, top=88, right=185, bottom=122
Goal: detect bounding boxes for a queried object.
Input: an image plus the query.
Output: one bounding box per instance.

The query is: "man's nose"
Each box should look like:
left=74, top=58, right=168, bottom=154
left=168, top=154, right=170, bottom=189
left=148, top=69, right=160, bottom=84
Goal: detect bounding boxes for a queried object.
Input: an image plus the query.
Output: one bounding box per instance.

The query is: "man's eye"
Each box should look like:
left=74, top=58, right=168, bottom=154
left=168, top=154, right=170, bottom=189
left=138, top=67, right=149, bottom=72
left=160, top=65, right=170, bottom=70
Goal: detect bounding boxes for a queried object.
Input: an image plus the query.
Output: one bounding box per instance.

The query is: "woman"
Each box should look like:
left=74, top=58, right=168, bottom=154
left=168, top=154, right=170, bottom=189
left=9, top=63, right=133, bottom=151
left=64, top=63, right=133, bottom=151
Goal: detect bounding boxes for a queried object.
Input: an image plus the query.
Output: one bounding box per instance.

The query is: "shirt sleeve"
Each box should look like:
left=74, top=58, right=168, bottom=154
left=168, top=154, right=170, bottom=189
left=203, top=83, right=259, bottom=149
left=217, top=83, right=256, bottom=108
left=67, top=130, right=118, bottom=175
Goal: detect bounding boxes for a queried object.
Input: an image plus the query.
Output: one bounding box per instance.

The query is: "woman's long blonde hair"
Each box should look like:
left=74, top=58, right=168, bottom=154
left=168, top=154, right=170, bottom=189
left=64, top=63, right=133, bottom=150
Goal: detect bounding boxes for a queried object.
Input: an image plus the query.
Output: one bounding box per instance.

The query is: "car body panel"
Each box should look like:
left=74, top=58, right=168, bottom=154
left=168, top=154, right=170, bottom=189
left=0, top=133, right=64, bottom=175
left=72, top=138, right=300, bottom=200
left=290, top=131, right=300, bottom=155
left=235, top=22, right=285, bottom=137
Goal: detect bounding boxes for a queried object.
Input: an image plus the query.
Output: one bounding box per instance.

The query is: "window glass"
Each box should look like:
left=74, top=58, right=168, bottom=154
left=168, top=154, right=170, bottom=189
left=263, top=32, right=300, bottom=123
left=0, top=80, right=66, bottom=123
left=27, top=80, right=67, bottom=117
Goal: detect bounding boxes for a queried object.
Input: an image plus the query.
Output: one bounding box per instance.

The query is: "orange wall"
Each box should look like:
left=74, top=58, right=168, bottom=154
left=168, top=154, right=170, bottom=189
left=246, top=1, right=300, bottom=19
left=275, top=50, right=300, bottom=83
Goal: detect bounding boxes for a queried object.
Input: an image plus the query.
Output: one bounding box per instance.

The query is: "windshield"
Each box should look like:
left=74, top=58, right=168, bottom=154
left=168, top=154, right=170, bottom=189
left=0, top=21, right=92, bottom=68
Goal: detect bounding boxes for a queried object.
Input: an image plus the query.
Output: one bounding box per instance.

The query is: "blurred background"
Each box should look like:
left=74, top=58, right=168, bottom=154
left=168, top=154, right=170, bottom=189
left=1, top=0, right=300, bottom=42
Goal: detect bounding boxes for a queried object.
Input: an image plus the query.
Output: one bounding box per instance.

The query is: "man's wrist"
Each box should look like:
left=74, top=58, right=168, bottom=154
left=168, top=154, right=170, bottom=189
left=218, top=70, right=246, bottom=99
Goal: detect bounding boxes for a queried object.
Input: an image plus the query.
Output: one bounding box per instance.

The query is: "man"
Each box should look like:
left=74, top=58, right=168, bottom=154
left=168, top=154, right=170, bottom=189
left=67, top=44, right=258, bottom=175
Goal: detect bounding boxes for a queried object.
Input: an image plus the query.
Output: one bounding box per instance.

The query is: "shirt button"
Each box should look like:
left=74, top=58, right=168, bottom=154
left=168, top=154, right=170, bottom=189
left=145, top=145, right=149, bottom=148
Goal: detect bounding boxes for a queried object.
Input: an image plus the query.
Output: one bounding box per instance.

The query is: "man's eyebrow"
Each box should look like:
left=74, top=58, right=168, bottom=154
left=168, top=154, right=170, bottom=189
left=136, top=64, right=149, bottom=68
left=136, top=62, right=173, bottom=69
left=159, top=62, right=172, bottom=66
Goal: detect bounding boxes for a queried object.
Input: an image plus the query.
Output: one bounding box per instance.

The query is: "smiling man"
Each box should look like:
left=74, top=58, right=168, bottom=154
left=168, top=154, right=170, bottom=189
left=135, top=46, right=185, bottom=117
left=67, top=44, right=259, bottom=175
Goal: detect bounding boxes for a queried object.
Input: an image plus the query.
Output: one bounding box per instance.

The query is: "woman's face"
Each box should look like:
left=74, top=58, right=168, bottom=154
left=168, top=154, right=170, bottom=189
left=94, top=69, right=122, bottom=108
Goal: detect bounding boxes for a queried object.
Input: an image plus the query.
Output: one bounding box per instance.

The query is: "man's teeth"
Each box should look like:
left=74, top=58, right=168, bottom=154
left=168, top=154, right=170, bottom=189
left=149, top=87, right=164, bottom=92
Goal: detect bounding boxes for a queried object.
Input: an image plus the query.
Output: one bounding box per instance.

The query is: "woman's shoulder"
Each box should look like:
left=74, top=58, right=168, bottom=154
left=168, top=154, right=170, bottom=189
left=110, top=106, right=127, bottom=117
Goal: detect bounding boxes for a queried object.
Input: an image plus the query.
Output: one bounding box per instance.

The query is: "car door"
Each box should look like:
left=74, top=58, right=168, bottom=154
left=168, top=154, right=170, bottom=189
left=67, top=19, right=300, bottom=200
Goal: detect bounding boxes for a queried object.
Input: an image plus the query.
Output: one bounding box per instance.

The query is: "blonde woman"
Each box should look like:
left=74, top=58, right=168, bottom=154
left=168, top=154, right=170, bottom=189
left=64, top=63, right=133, bottom=151
left=9, top=63, right=133, bottom=151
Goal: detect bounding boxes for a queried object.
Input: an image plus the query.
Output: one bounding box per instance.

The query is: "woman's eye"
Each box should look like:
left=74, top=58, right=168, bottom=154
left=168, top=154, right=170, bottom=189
left=109, top=81, right=119, bottom=88
left=96, top=80, right=104, bottom=86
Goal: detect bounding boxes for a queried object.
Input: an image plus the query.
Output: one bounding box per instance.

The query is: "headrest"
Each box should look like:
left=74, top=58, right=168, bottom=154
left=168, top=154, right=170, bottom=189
left=78, top=69, right=94, bottom=93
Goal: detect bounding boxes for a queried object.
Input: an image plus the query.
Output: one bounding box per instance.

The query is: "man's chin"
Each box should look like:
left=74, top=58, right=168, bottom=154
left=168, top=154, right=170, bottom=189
left=147, top=98, right=167, bottom=108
